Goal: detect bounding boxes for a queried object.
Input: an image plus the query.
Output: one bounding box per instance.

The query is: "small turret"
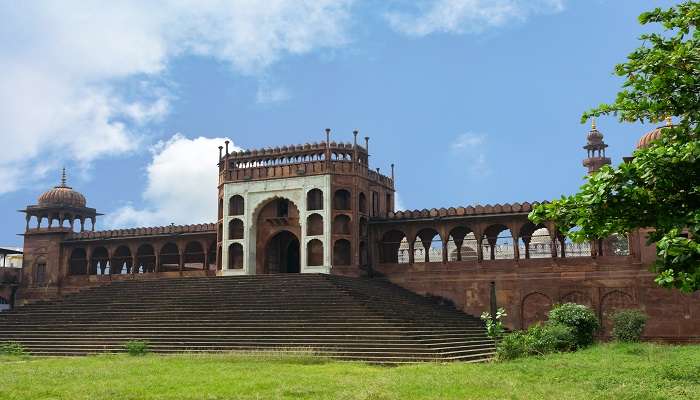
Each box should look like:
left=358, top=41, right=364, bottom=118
left=582, top=119, right=611, bottom=175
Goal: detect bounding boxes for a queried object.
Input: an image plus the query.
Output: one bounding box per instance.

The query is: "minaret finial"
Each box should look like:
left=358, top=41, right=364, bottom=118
left=665, top=116, right=673, bottom=126
left=591, top=118, right=597, bottom=130
left=60, top=167, right=67, bottom=187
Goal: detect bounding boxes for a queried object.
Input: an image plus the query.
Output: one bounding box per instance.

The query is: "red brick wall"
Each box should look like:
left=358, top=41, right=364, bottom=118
left=375, top=256, right=700, bottom=342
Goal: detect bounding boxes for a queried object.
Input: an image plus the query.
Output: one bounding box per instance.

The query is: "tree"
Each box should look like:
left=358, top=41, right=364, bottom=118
left=530, top=2, right=700, bottom=292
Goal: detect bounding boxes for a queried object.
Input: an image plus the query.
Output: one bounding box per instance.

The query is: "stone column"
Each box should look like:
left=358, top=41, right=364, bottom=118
left=476, top=235, right=484, bottom=262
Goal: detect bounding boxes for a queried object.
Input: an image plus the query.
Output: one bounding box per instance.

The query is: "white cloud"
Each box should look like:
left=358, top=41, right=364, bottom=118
left=106, top=134, right=239, bottom=228
left=0, top=1, right=354, bottom=194
left=385, top=0, right=565, bottom=37
left=256, top=84, right=291, bottom=104
left=450, top=132, right=490, bottom=176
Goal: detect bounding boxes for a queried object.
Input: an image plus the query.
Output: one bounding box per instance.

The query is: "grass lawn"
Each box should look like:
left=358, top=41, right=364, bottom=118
left=1, top=343, right=699, bottom=400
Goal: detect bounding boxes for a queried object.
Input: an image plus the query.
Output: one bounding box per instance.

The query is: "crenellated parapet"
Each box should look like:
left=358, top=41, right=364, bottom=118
left=381, top=201, right=544, bottom=221
left=65, top=223, right=216, bottom=241
left=216, top=130, right=394, bottom=190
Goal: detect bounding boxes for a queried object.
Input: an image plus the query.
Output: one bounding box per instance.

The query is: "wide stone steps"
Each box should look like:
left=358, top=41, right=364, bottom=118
left=4, top=274, right=494, bottom=362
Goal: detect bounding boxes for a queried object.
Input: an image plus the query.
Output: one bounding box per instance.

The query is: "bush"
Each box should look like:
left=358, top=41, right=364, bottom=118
left=611, top=309, right=647, bottom=342
left=527, top=323, right=576, bottom=354
left=496, top=330, right=529, bottom=360
left=496, top=323, right=575, bottom=360
left=0, top=341, right=26, bottom=356
left=548, top=303, right=599, bottom=348
left=123, top=340, right=149, bottom=356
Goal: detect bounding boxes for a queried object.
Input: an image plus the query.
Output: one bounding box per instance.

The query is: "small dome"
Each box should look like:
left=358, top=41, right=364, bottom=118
left=636, top=126, right=664, bottom=149
left=587, top=128, right=604, bottom=145
left=38, top=169, right=86, bottom=208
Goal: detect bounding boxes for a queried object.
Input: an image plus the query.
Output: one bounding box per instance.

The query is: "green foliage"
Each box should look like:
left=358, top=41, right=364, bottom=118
left=0, top=341, right=26, bottom=356
left=480, top=307, right=507, bottom=339
left=611, top=309, right=648, bottom=342
left=547, top=303, right=600, bottom=348
left=495, top=330, right=528, bottom=360
left=123, top=340, right=149, bottom=356
left=530, top=1, right=700, bottom=292
left=496, top=323, right=576, bottom=361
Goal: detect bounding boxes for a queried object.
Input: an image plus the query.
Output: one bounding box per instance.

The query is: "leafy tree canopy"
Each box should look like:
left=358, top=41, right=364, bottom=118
left=530, top=1, right=700, bottom=292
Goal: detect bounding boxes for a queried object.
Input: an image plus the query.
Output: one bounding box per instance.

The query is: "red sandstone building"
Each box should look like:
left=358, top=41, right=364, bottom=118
left=4, top=123, right=699, bottom=341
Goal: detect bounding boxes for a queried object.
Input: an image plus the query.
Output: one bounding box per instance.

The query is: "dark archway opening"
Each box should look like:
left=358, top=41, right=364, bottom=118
left=264, top=230, right=300, bottom=273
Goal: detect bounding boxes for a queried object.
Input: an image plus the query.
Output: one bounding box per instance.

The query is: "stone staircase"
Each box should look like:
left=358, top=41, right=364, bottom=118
left=0, top=274, right=495, bottom=363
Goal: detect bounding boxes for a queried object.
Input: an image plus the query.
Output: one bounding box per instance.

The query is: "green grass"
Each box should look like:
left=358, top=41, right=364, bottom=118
left=1, top=343, right=699, bottom=399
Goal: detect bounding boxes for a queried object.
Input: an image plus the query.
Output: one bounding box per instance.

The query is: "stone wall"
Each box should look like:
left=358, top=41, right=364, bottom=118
left=374, top=256, right=700, bottom=342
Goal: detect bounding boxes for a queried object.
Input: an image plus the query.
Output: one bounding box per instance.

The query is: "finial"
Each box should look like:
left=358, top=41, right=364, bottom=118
left=665, top=116, right=673, bottom=126
left=590, top=118, right=597, bottom=130
left=218, top=145, right=223, bottom=161
left=60, top=167, right=67, bottom=187
left=224, top=140, right=230, bottom=155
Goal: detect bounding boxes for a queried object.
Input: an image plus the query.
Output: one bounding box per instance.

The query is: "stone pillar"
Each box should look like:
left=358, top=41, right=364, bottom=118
left=131, top=255, right=138, bottom=274
left=442, top=240, right=448, bottom=264
left=476, top=235, right=484, bottom=262
left=513, top=233, right=520, bottom=260
left=408, top=240, right=415, bottom=265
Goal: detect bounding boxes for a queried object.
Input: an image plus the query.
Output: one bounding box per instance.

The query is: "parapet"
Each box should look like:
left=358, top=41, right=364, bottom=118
left=65, top=223, right=216, bottom=241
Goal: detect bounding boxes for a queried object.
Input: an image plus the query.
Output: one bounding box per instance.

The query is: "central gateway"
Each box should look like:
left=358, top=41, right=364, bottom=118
left=217, top=134, right=395, bottom=275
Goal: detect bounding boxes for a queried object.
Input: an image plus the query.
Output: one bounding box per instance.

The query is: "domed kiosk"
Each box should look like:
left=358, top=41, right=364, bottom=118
left=20, top=168, right=100, bottom=232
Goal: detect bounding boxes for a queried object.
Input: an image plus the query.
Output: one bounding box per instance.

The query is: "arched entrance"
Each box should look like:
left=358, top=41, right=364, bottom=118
left=264, top=231, right=300, bottom=273
left=254, top=196, right=302, bottom=274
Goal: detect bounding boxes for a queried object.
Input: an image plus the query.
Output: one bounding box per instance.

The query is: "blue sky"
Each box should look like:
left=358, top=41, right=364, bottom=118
left=0, top=0, right=678, bottom=246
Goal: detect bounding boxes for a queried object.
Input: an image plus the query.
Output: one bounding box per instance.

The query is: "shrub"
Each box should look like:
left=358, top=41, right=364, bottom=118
left=525, top=323, right=576, bottom=355
left=611, top=309, right=647, bottom=342
left=548, top=303, right=599, bottom=348
left=123, top=340, right=150, bottom=356
left=496, top=330, right=529, bottom=360
left=0, top=341, right=26, bottom=356
left=495, top=323, right=575, bottom=360
left=480, top=308, right=507, bottom=339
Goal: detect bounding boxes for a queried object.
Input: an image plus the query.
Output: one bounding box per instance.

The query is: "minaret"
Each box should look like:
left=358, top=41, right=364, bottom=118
left=582, top=119, right=611, bottom=175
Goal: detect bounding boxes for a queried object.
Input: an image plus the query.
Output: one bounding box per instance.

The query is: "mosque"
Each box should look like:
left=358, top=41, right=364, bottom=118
left=2, top=122, right=698, bottom=340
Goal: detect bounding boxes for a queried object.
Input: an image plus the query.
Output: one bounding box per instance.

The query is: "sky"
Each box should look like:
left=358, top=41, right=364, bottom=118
left=0, top=0, right=680, bottom=247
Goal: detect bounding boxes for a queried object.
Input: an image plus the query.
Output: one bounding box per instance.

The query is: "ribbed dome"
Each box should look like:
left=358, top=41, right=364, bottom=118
left=37, top=169, right=87, bottom=208
left=587, top=128, right=604, bottom=145
left=636, top=126, right=664, bottom=149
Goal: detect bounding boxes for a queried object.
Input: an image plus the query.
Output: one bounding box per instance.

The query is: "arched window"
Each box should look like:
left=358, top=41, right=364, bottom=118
left=229, top=195, right=244, bottom=216
left=414, top=228, right=441, bottom=263
left=447, top=226, right=473, bottom=262
left=136, top=244, right=156, bottom=273
left=307, top=214, right=323, bottom=236
left=91, top=247, right=109, bottom=275
left=483, top=224, right=514, bottom=260
left=218, top=198, right=223, bottom=220
left=307, top=239, right=324, bottom=266
left=333, top=239, right=351, bottom=266
left=333, top=189, right=351, bottom=210
left=333, top=214, right=351, bottom=235
left=69, top=248, right=87, bottom=275
left=380, top=230, right=408, bottom=264
left=112, top=246, right=132, bottom=274
left=228, top=243, right=243, bottom=269
left=159, top=243, right=180, bottom=272
left=229, top=218, right=244, bottom=240
left=358, top=192, right=367, bottom=214
left=307, top=189, right=323, bottom=211
left=184, top=242, right=205, bottom=270
left=519, top=223, right=553, bottom=259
